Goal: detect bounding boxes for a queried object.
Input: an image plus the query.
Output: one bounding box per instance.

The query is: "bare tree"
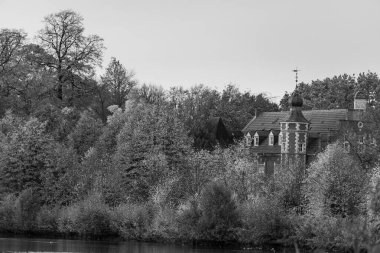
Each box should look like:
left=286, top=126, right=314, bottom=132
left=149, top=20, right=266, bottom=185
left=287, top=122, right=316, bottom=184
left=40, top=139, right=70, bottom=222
left=37, top=10, right=104, bottom=101
left=101, top=57, right=137, bottom=108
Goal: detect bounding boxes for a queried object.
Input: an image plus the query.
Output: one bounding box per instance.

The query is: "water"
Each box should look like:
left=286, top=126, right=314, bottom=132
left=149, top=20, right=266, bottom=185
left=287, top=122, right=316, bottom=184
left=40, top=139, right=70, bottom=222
left=0, top=237, right=283, bottom=253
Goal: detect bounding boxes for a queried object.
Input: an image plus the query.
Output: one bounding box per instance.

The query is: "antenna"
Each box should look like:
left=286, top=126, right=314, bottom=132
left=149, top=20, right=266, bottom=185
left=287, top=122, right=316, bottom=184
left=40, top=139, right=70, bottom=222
left=293, top=68, right=301, bottom=86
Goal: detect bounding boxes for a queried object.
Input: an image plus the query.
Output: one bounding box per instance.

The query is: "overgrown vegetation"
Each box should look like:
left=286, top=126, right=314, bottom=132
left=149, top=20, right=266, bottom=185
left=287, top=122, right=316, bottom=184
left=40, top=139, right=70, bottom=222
left=1, top=9, right=380, bottom=253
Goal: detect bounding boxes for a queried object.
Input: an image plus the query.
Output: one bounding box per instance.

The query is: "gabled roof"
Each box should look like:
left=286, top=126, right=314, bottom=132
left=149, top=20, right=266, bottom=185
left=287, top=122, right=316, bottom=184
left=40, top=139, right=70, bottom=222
left=242, top=109, right=353, bottom=135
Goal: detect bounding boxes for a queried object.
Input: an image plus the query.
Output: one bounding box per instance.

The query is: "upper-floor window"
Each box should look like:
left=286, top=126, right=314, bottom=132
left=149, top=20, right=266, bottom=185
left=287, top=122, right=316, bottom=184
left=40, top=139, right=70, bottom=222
left=254, top=132, right=259, bottom=146
left=269, top=132, right=274, bottom=146
left=245, top=133, right=252, bottom=146
left=298, top=143, right=306, bottom=153
left=278, top=132, right=283, bottom=146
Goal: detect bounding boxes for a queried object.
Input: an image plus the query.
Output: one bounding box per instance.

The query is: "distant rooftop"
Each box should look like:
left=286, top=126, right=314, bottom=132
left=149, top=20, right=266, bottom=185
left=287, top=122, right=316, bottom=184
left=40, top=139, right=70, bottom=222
left=242, top=109, right=364, bottom=135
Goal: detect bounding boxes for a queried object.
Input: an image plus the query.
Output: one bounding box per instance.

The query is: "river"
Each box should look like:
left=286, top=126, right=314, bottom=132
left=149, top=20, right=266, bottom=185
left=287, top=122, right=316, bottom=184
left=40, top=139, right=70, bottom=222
left=0, top=237, right=294, bottom=253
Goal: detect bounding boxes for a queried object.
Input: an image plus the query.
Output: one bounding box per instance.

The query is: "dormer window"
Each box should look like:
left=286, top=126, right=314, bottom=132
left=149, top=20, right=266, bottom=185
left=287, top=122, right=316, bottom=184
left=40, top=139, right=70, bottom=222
left=278, top=132, right=283, bottom=146
left=245, top=132, right=252, bottom=146
left=254, top=132, right=259, bottom=146
left=269, top=132, right=274, bottom=146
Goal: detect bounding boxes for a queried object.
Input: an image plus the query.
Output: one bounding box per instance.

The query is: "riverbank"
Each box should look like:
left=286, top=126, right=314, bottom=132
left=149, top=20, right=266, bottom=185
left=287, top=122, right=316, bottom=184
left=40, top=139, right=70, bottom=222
left=0, top=232, right=300, bottom=253
left=0, top=185, right=361, bottom=253
left=0, top=236, right=298, bottom=253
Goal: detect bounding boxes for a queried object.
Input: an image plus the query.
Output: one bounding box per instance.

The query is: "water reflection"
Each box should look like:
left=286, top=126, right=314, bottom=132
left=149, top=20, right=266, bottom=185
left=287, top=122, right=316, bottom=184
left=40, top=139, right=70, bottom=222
left=0, top=237, right=281, bottom=253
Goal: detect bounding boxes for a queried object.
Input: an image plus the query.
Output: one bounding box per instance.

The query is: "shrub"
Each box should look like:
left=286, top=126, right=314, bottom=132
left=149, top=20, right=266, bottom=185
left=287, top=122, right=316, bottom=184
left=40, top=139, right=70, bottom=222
left=150, top=205, right=177, bottom=240
left=238, top=196, right=292, bottom=244
left=198, top=182, right=240, bottom=241
left=57, top=203, right=80, bottom=233
left=292, top=212, right=344, bottom=249
left=14, top=188, right=41, bottom=232
left=75, top=195, right=112, bottom=236
left=0, top=194, right=16, bottom=232
left=57, top=194, right=112, bottom=236
left=176, top=197, right=202, bottom=240
left=110, top=202, right=156, bottom=239
left=36, top=206, right=59, bottom=233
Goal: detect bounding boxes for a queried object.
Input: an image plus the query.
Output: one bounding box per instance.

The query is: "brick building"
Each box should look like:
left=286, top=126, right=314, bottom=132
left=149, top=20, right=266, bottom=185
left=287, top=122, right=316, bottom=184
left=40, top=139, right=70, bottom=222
left=242, top=91, right=371, bottom=174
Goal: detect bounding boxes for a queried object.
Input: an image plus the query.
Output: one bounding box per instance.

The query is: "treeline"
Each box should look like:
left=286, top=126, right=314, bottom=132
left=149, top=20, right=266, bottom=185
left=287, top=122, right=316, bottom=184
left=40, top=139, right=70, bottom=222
left=1, top=9, right=380, bottom=252
left=280, top=72, right=380, bottom=110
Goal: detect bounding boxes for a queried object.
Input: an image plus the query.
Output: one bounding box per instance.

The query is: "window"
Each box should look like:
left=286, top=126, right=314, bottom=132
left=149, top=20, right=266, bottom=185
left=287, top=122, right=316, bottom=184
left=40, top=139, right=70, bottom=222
left=245, top=133, right=252, bottom=146
left=298, top=143, right=306, bottom=153
left=278, top=132, right=282, bottom=145
left=254, top=132, right=259, bottom=146
left=282, top=142, right=286, bottom=152
left=269, top=132, right=274, bottom=146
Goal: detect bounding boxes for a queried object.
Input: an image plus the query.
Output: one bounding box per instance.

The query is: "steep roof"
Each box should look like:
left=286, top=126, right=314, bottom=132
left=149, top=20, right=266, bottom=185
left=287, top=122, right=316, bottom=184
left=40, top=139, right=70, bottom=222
left=242, top=109, right=352, bottom=135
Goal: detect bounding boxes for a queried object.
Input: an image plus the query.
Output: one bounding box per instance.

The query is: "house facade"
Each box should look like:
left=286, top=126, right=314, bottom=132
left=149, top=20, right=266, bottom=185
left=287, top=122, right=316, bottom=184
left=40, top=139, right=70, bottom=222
left=242, top=91, right=371, bottom=174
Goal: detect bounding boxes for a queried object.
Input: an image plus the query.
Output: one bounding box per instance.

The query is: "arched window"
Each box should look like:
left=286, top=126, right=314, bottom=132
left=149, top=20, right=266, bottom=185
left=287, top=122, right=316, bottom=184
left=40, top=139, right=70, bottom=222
left=245, top=132, right=252, bottom=146
left=254, top=132, right=259, bottom=146
left=269, top=131, right=274, bottom=146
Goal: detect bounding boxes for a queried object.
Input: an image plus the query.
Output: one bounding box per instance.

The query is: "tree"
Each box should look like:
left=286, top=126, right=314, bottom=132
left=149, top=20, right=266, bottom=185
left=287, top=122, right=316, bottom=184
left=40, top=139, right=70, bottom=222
left=37, top=10, right=104, bottom=102
left=101, top=57, right=137, bottom=108
left=68, top=110, right=103, bottom=157
left=305, top=143, right=368, bottom=217
left=0, top=29, right=26, bottom=73
left=0, top=118, right=57, bottom=194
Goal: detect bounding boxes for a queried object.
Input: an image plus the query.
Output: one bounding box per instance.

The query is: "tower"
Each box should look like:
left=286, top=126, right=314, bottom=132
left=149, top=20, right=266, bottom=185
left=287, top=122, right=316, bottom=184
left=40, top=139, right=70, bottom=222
left=279, top=92, right=309, bottom=168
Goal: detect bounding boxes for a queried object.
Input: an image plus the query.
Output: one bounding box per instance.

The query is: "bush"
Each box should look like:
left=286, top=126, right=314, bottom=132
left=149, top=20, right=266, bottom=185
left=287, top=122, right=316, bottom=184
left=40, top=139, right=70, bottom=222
left=75, top=195, right=112, bottom=236
left=57, top=195, right=112, bottom=236
left=110, top=202, right=156, bottom=239
left=0, top=194, right=16, bottom=232
left=150, top=205, right=177, bottom=240
left=36, top=206, right=59, bottom=233
left=57, top=203, right=80, bottom=234
left=292, top=212, right=345, bottom=249
left=14, top=188, right=41, bottom=232
left=176, top=197, right=202, bottom=240
left=198, top=182, right=240, bottom=241
left=238, top=196, right=292, bottom=244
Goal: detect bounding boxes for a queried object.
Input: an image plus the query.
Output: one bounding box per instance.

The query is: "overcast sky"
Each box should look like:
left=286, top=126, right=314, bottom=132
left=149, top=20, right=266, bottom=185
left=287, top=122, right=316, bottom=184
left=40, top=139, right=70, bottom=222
left=0, top=0, right=379, bottom=101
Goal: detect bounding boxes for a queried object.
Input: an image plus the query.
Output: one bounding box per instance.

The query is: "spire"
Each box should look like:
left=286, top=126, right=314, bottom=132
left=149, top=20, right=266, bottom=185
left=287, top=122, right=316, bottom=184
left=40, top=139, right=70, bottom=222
left=293, top=68, right=300, bottom=87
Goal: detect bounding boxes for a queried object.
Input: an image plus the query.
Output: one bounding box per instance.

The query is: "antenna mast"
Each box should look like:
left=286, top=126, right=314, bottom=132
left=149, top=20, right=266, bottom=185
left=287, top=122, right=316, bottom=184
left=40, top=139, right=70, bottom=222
left=293, top=68, right=301, bottom=86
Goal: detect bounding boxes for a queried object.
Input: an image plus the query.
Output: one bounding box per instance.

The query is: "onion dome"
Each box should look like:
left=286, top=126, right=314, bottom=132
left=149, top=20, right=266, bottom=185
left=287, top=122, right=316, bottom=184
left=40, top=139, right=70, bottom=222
left=284, top=92, right=309, bottom=123
left=289, top=92, right=303, bottom=107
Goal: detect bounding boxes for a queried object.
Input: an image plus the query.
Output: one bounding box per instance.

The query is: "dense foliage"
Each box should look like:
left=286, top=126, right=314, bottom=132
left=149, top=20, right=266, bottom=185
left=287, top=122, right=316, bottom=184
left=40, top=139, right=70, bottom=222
left=1, top=9, right=380, bottom=253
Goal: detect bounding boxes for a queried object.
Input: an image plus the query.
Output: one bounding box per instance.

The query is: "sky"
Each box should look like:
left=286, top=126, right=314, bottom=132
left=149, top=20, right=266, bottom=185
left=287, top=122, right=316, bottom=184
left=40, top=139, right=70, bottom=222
left=0, top=0, right=380, bottom=102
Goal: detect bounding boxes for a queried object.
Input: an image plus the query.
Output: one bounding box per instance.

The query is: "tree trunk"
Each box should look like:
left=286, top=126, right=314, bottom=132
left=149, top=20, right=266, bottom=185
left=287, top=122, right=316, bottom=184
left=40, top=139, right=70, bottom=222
left=57, top=70, right=63, bottom=100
